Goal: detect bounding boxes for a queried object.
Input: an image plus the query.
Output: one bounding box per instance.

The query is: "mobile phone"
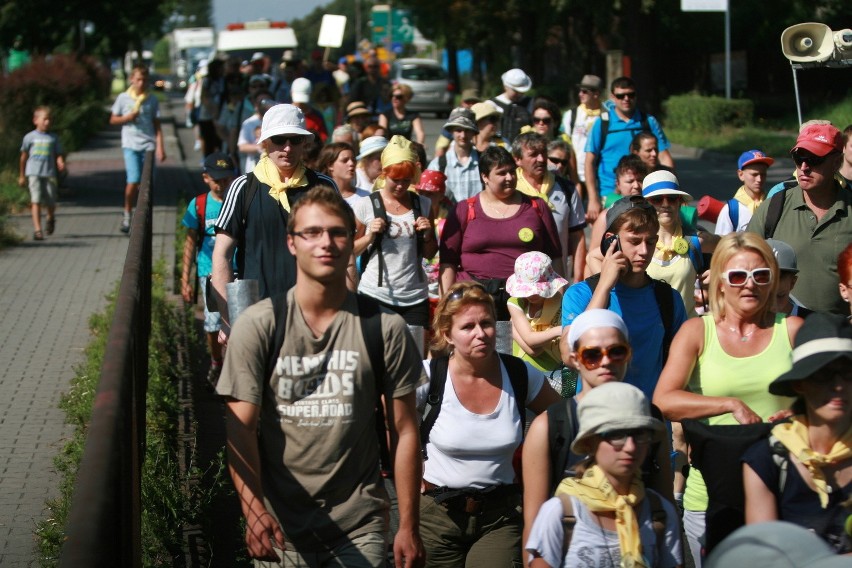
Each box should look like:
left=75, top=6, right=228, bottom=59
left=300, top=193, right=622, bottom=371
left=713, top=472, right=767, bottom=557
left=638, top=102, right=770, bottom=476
left=602, top=234, right=621, bottom=253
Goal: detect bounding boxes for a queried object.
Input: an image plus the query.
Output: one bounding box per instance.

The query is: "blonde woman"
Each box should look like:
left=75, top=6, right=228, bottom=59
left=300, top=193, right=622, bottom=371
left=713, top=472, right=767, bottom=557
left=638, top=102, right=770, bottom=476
left=379, top=83, right=425, bottom=143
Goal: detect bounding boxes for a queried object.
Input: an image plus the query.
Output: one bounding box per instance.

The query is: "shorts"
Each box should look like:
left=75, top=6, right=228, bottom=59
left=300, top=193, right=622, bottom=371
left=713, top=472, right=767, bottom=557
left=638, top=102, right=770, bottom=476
left=255, top=531, right=387, bottom=568
left=28, top=176, right=58, bottom=206
left=122, top=148, right=147, bottom=184
left=199, top=276, right=222, bottom=333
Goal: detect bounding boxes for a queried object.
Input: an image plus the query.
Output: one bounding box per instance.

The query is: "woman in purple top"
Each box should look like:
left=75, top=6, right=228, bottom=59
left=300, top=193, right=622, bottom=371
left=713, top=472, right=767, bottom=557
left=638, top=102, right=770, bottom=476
left=439, top=146, right=562, bottom=320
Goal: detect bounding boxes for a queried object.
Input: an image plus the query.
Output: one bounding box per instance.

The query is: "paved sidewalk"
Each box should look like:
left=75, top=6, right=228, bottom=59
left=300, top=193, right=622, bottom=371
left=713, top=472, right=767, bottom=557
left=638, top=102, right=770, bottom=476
left=0, top=106, right=190, bottom=566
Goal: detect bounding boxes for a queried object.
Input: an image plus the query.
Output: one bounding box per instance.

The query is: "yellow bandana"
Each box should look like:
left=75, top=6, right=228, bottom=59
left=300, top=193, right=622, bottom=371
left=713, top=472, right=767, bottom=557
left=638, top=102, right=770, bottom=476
left=373, top=135, right=421, bottom=190
left=772, top=416, right=852, bottom=508
left=733, top=185, right=764, bottom=214
left=556, top=465, right=649, bottom=567
left=254, top=154, right=308, bottom=212
left=515, top=167, right=554, bottom=209
left=579, top=103, right=602, bottom=120
left=126, top=86, right=148, bottom=114
left=655, top=228, right=688, bottom=262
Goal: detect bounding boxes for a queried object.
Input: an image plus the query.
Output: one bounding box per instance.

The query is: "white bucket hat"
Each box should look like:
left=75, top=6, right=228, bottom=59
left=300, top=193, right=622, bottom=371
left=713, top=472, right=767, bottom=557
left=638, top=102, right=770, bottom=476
left=258, top=104, right=314, bottom=143
left=356, top=136, right=389, bottom=160
left=501, top=68, right=532, bottom=93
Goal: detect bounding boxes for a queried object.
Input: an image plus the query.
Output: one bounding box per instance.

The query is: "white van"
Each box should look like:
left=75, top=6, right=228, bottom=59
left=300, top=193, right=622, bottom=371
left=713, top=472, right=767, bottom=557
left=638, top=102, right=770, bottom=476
left=216, top=20, right=298, bottom=63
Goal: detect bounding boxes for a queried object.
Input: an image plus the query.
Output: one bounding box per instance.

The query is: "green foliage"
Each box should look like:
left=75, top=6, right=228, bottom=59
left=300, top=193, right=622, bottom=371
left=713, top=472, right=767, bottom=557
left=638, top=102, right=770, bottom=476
left=663, top=94, right=754, bottom=133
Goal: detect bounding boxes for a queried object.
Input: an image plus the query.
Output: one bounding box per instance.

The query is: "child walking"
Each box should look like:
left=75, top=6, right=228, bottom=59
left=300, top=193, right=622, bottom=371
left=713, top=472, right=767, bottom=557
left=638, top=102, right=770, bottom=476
left=18, top=106, right=65, bottom=240
left=180, top=152, right=235, bottom=385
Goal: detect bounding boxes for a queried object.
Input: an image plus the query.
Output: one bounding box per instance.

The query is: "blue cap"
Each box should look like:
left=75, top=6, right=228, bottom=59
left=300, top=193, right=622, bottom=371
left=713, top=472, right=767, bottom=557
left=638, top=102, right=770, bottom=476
left=737, top=150, right=774, bottom=170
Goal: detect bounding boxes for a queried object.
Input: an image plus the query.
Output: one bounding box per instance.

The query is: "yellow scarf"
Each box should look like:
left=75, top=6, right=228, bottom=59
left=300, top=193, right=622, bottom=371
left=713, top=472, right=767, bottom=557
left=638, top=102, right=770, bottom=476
left=771, top=416, right=852, bottom=508
left=556, top=465, right=649, bottom=567
left=733, top=185, right=764, bottom=214
left=579, top=103, right=602, bottom=119
left=126, top=86, right=147, bottom=113
left=515, top=167, right=554, bottom=209
left=254, top=155, right=309, bottom=212
left=655, top=228, right=685, bottom=262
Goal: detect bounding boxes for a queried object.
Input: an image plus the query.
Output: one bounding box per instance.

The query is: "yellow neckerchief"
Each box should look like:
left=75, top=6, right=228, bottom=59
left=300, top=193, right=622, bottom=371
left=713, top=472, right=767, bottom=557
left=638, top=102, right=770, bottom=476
left=254, top=154, right=308, bottom=212
left=733, top=185, right=764, bottom=214
left=126, top=86, right=147, bottom=113
left=515, top=167, right=554, bottom=209
left=578, top=103, right=602, bottom=120
left=655, top=226, right=685, bottom=262
left=771, top=416, right=852, bottom=508
left=556, top=465, right=649, bottom=567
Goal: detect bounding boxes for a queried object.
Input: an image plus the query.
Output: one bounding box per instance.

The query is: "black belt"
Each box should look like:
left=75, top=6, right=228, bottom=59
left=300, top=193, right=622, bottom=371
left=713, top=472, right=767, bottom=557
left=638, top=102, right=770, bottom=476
left=422, top=482, right=520, bottom=516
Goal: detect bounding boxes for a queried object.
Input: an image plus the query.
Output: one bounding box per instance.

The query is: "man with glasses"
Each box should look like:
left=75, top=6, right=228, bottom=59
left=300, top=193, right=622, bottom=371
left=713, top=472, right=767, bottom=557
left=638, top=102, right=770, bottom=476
left=748, top=122, right=852, bottom=314
left=217, top=185, right=426, bottom=567
left=562, top=75, right=604, bottom=193
left=212, top=104, right=338, bottom=337
left=584, top=77, right=674, bottom=222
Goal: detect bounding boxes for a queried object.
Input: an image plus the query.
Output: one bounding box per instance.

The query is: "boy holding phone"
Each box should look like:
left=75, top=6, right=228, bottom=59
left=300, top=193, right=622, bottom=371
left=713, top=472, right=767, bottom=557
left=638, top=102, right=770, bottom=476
left=560, top=196, right=687, bottom=399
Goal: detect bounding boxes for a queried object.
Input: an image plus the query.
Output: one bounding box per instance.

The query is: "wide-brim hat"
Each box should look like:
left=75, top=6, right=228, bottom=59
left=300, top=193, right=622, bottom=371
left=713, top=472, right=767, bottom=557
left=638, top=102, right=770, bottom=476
left=346, top=101, right=371, bottom=119
left=443, top=107, right=478, bottom=133
left=572, top=382, right=665, bottom=455
left=356, top=135, right=388, bottom=160
left=258, top=104, right=314, bottom=143
left=505, top=252, right=569, bottom=299
left=472, top=101, right=502, bottom=123
left=642, top=170, right=693, bottom=201
left=738, top=149, right=775, bottom=170
left=769, top=313, right=852, bottom=397
left=501, top=68, right=532, bottom=93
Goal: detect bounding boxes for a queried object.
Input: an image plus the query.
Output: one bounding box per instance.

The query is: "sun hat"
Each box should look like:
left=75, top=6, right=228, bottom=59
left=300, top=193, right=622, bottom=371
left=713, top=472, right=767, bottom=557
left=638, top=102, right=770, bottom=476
left=705, top=521, right=850, bottom=568
left=472, top=101, right=503, bottom=123
left=567, top=309, right=629, bottom=349
left=346, top=101, right=371, bottom=119
left=290, top=77, right=312, bottom=103
left=572, top=382, right=665, bottom=454
left=768, top=313, right=852, bottom=397
left=599, top=195, right=656, bottom=249
left=577, top=74, right=603, bottom=91
left=356, top=135, right=388, bottom=161
left=443, top=107, right=478, bottom=133
left=738, top=149, right=775, bottom=170
left=766, top=239, right=798, bottom=273
left=460, top=88, right=481, bottom=103
left=258, top=104, right=314, bottom=143
left=251, top=52, right=266, bottom=62
left=501, top=68, right=532, bottom=93
left=202, top=152, right=236, bottom=180
left=415, top=169, right=446, bottom=193
left=791, top=123, right=843, bottom=157
left=641, top=170, right=693, bottom=201
left=505, top=252, right=569, bottom=299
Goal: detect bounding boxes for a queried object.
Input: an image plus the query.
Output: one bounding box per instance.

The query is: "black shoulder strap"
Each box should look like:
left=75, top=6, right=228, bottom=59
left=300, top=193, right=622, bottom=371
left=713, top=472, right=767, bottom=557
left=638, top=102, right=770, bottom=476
left=569, top=108, right=577, bottom=133
left=652, top=279, right=675, bottom=363
left=558, top=493, right=578, bottom=556
left=547, top=399, right=576, bottom=493
left=438, top=153, right=447, bottom=174
left=499, top=353, right=528, bottom=434
left=410, top=191, right=424, bottom=262
left=420, top=356, right=450, bottom=459
left=596, top=112, right=611, bottom=168
left=241, top=173, right=260, bottom=229
left=763, top=188, right=788, bottom=239
left=646, top=490, right=668, bottom=552
left=361, top=192, right=388, bottom=287
left=582, top=273, right=611, bottom=309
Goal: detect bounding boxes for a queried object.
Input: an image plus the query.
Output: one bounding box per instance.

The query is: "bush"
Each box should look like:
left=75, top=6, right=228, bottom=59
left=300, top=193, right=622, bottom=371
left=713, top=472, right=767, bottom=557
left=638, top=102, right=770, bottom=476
left=663, top=94, right=754, bottom=132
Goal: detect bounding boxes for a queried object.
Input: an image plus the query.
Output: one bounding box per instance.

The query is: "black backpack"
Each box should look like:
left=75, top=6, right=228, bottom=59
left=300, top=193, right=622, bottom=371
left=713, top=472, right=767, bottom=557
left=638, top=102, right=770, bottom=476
left=491, top=96, right=532, bottom=142
left=359, top=191, right=424, bottom=288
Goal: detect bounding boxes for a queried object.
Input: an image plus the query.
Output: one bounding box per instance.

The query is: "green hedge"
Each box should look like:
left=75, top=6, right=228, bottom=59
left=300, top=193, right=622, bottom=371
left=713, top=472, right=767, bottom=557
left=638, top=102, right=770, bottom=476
left=663, top=94, right=754, bottom=132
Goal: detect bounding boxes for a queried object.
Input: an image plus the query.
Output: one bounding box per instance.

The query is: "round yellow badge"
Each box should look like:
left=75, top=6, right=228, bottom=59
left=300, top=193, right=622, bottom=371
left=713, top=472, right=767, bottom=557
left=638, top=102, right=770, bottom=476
left=518, top=228, right=534, bottom=242
left=673, top=237, right=689, bottom=255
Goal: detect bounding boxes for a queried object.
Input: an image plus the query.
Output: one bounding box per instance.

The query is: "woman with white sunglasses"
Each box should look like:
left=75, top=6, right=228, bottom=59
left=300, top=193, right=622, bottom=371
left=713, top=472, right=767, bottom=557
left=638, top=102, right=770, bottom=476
left=653, top=231, right=804, bottom=566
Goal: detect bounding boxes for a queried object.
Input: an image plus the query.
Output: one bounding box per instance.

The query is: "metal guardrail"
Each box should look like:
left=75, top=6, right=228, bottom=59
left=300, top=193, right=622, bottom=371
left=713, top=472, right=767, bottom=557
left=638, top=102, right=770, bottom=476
left=59, top=151, right=153, bottom=567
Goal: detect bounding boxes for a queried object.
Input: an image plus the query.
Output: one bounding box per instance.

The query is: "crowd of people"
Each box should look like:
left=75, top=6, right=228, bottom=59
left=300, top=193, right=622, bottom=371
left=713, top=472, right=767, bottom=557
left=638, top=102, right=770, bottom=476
left=160, top=51, right=852, bottom=567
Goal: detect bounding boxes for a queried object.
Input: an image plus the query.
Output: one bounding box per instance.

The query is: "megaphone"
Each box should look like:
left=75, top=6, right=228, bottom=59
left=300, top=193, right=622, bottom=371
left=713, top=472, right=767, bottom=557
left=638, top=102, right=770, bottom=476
left=781, top=23, right=835, bottom=62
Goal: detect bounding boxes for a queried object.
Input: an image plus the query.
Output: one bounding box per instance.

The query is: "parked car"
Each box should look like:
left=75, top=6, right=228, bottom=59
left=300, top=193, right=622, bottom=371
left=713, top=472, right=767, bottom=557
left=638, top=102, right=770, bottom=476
left=390, top=58, right=454, bottom=117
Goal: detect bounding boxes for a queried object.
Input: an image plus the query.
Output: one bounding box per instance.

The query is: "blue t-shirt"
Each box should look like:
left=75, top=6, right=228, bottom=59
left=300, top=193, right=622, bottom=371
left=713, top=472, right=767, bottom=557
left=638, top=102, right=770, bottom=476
left=584, top=101, right=670, bottom=200
left=561, top=280, right=687, bottom=399
left=182, top=192, right=224, bottom=277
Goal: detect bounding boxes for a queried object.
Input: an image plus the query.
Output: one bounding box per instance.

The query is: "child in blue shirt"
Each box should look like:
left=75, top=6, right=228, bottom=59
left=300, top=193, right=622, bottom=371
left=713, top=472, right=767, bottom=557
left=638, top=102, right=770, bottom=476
left=181, top=152, right=235, bottom=385
left=18, top=106, right=65, bottom=240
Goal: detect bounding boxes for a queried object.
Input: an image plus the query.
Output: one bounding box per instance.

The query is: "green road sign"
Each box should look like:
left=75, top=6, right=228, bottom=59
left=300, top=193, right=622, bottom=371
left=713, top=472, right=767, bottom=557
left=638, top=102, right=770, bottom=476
left=371, top=6, right=414, bottom=44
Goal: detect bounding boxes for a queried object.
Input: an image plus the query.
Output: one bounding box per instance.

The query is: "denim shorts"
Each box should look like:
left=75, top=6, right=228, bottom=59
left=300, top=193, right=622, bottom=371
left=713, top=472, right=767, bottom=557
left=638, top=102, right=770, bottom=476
left=122, top=148, right=147, bottom=184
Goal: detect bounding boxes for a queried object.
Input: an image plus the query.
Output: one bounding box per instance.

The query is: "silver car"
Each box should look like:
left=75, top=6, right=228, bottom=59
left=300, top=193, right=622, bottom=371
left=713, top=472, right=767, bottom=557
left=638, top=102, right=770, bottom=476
left=390, top=58, right=454, bottom=117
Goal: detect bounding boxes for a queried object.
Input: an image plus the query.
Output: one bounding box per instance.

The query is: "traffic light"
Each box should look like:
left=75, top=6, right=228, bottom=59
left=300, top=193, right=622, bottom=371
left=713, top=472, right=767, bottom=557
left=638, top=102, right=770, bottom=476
left=781, top=23, right=852, bottom=65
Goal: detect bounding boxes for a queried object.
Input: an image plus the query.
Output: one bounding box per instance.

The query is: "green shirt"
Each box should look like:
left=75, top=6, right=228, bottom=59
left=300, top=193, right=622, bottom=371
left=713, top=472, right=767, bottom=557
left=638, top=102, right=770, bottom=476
left=747, top=182, right=852, bottom=314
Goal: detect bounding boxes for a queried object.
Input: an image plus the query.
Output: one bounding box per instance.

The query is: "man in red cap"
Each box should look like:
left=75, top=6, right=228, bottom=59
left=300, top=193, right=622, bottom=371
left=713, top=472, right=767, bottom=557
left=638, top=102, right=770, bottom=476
left=748, top=122, right=852, bottom=314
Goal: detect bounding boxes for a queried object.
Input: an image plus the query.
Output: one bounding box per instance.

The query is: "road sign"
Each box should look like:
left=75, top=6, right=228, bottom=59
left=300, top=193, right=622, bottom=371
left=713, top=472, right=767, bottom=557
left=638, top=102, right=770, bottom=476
left=371, top=5, right=414, bottom=45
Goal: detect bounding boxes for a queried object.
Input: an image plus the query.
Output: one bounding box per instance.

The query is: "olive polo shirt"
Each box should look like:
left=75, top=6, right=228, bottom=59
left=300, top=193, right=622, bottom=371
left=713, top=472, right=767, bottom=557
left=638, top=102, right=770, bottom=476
left=747, top=181, right=852, bottom=314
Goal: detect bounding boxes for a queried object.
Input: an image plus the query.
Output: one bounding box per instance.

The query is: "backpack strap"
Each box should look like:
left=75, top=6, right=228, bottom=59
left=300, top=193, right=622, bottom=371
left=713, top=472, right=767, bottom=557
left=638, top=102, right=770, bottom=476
left=763, top=188, right=788, bottom=239
left=499, top=353, right=528, bottom=435
left=240, top=173, right=260, bottom=230
left=457, top=196, right=478, bottom=234
left=547, top=399, right=577, bottom=493
left=686, top=235, right=703, bottom=275
left=594, top=112, right=610, bottom=169
left=420, top=356, right=450, bottom=460
left=582, top=273, right=610, bottom=309
left=360, top=192, right=388, bottom=287
left=652, top=279, right=675, bottom=364
left=646, top=490, right=668, bottom=556
left=727, top=198, right=740, bottom=230
left=568, top=108, right=577, bottom=134
left=195, top=192, right=208, bottom=250
left=768, top=434, right=791, bottom=494
left=410, top=191, right=425, bottom=264
left=438, top=153, right=448, bottom=175
left=558, top=493, right=578, bottom=556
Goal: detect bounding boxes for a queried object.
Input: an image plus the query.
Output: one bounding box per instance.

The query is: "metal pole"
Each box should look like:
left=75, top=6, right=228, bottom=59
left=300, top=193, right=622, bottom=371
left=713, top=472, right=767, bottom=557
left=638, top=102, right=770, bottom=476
left=355, top=0, right=361, bottom=49
left=791, top=64, right=803, bottom=126
left=724, top=1, right=731, bottom=99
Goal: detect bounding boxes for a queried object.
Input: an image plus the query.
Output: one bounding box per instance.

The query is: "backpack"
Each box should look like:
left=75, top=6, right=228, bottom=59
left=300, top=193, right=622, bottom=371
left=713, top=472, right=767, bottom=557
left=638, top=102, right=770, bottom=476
left=420, top=353, right=528, bottom=460
left=557, top=490, right=667, bottom=560
left=359, top=190, right=424, bottom=287
left=194, top=192, right=209, bottom=251
left=584, top=273, right=676, bottom=363
left=266, top=292, right=393, bottom=474
left=492, top=96, right=532, bottom=141
left=727, top=198, right=740, bottom=231
left=762, top=187, right=788, bottom=239
left=594, top=110, right=651, bottom=168
left=681, top=419, right=791, bottom=555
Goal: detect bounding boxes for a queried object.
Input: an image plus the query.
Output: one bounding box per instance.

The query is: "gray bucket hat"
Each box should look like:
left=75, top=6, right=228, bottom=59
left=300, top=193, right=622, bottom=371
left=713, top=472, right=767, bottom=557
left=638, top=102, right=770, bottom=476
left=443, top=107, right=479, bottom=133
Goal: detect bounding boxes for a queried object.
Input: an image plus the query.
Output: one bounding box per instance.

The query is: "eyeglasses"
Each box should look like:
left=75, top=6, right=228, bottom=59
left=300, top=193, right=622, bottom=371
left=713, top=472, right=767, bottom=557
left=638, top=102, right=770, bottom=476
left=600, top=429, right=653, bottom=450
left=613, top=91, right=637, bottom=100
left=290, top=226, right=351, bottom=242
left=548, top=156, right=568, bottom=166
left=269, top=134, right=304, bottom=147
left=647, top=194, right=681, bottom=205
left=533, top=116, right=553, bottom=125
left=576, top=343, right=631, bottom=370
left=722, top=268, right=772, bottom=286
left=790, top=150, right=838, bottom=168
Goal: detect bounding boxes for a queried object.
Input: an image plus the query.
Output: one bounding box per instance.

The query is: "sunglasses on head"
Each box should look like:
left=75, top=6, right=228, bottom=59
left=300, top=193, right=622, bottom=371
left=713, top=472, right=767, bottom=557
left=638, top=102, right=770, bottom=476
left=576, top=343, right=631, bottom=370
left=790, top=150, right=837, bottom=168
left=533, top=116, right=552, bottom=125
left=268, top=134, right=304, bottom=147
left=722, top=268, right=772, bottom=287
left=446, top=284, right=487, bottom=302
left=548, top=156, right=568, bottom=166
left=600, top=429, right=652, bottom=450
left=614, top=91, right=637, bottom=100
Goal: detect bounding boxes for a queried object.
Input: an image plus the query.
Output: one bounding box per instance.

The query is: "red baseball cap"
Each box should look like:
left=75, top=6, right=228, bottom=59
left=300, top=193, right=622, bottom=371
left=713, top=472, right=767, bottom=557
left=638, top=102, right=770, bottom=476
left=791, top=123, right=843, bottom=157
